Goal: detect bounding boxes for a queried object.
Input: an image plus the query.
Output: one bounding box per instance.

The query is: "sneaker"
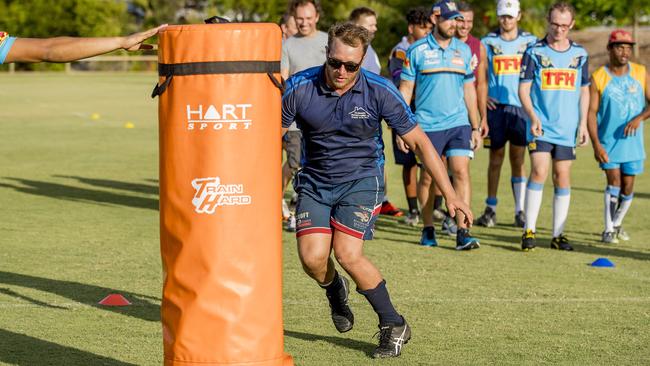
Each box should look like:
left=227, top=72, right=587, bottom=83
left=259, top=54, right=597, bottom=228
left=441, top=215, right=458, bottom=237
left=372, top=319, right=411, bottom=358
left=514, top=210, right=526, bottom=228
left=614, top=226, right=630, bottom=241
left=282, top=199, right=291, bottom=221
left=419, top=226, right=438, bottom=247
left=456, top=228, right=480, bottom=250
left=476, top=207, right=496, bottom=227
left=286, top=214, right=296, bottom=232
left=550, top=234, right=574, bottom=251
left=432, top=208, right=446, bottom=221
left=380, top=201, right=403, bottom=217
left=404, top=211, right=420, bottom=227
left=521, top=229, right=536, bottom=251
left=325, top=276, right=354, bottom=333
left=601, top=231, right=619, bottom=244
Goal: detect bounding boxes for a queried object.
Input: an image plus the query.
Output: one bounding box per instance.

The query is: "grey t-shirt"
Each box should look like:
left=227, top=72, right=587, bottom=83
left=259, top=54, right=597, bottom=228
left=281, top=31, right=328, bottom=130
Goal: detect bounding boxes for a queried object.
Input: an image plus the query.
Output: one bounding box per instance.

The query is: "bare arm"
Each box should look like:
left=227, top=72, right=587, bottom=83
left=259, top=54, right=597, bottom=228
left=282, top=127, right=288, bottom=137
left=5, top=25, right=165, bottom=63
left=586, top=80, right=607, bottom=163
left=399, top=79, right=415, bottom=106
left=476, top=43, right=489, bottom=137
left=519, top=81, right=542, bottom=137
left=577, top=85, right=590, bottom=146
left=463, top=81, right=481, bottom=149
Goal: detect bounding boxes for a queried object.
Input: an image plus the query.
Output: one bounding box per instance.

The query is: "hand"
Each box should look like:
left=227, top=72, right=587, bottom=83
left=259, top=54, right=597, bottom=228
left=577, top=124, right=589, bottom=147
left=396, top=135, right=410, bottom=153
left=446, top=197, right=473, bottom=228
left=471, top=129, right=482, bottom=150
left=486, top=97, right=498, bottom=111
left=593, top=144, right=609, bottom=163
left=624, top=116, right=643, bottom=137
left=530, top=118, right=543, bottom=137
left=121, top=24, right=167, bottom=51
left=480, top=118, right=489, bottom=138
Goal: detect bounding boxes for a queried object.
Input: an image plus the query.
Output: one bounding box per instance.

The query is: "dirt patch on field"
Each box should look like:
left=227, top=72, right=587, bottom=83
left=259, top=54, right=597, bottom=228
left=572, top=26, right=650, bottom=71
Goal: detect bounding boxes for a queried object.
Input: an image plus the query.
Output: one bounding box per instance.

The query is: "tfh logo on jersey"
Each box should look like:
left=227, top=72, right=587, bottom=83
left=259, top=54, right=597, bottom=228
left=186, top=103, right=253, bottom=131
left=493, top=55, right=522, bottom=75
left=191, top=177, right=252, bottom=214
left=541, top=69, right=577, bottom=91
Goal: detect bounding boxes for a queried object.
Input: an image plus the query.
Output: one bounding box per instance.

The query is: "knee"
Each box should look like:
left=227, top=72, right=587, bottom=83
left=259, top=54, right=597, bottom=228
left=490, top=150, right=506, bottom=166
left=300, top=252, right=329, bottom=274
left=334, top=249, right=363, bottom=270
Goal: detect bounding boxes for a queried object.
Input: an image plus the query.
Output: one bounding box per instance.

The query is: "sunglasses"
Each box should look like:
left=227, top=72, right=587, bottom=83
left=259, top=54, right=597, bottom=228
left=326, top=57, right=361, bottom=72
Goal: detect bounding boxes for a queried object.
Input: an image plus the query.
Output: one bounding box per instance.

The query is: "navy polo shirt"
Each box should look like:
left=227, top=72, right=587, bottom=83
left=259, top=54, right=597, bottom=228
left=282, top=66, right=417, bottom=184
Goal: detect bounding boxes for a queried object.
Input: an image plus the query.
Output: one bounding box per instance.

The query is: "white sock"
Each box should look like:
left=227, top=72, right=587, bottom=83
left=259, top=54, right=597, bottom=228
left=613, top=193, right=634, bottom=227
left=524, top=181, right=544, bottom=232
left=512, top=177, right=527, bottom=213
left=604, top=186, right=620, bottom=232
left=552, top=187, right=571, bottom=238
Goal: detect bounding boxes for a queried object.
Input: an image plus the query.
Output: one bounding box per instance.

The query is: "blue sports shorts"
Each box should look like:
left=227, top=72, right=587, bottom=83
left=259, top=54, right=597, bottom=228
left=425, top=125, right=474, bottom=159
left=485, top=104, right=527, bottom=149
left=528, top=140, right=576, bottom=161
left=600, top=160, right=645, bottom=176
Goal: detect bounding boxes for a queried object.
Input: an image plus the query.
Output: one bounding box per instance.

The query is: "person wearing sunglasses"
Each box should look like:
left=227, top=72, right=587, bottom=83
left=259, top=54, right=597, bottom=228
left=518, top=2, right=590, bottom=251
left=282, top=22, right=472, bottom=358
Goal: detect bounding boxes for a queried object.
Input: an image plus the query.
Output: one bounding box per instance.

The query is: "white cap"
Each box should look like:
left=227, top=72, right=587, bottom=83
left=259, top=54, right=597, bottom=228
left=497, top=0, right=520, bottom=17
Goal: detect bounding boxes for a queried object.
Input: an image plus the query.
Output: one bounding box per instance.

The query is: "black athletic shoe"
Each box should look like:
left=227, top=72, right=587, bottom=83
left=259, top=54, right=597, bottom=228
left=521, top=229, right=536, bottom=251
left=550, top=234, right=574, bottom=251
left=456, top=228, right=480, bottom=250
left=476, top=207, right=496, bottom=227
left=325, top=276, right=354, bottom=333
left=372, top=319, right=411, bottom=358
left=514, top=210, right=526, bottom=228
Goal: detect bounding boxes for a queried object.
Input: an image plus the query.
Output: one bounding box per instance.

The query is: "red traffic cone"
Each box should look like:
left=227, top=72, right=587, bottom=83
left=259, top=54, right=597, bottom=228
left=98, top=294, right=131, bottom=306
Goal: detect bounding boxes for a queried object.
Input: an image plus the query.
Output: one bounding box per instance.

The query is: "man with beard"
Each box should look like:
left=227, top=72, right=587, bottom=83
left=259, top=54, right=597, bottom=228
left=587, top=30, right=649, bottom=243
left=399, top=1, right=482, bottom=250
left=282, top=22, right=472, bottom=358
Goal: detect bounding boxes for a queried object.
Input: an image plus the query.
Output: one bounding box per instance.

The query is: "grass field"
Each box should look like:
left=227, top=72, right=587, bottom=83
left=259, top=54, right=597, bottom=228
left=0, top=73, right=649, bottom=365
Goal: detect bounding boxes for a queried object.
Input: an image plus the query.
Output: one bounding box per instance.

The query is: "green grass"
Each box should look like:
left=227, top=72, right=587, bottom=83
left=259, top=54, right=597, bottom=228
left=0, top=73, right=648, bottom=365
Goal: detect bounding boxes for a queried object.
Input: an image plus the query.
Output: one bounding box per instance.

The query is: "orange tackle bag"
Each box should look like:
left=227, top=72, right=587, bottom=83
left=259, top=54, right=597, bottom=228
left=153, top=23, right=293, bottom=366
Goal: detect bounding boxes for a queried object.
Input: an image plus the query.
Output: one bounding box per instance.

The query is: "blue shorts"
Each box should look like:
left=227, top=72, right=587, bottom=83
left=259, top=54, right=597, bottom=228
left=600, top=160, right=645, bottom=175
left=485, top=104, right=527, bottom=149
left=425, top=125, right=474, bottom=159
left=391, top=129, right=417, bottom=166
left=293, top=173, right=383, bottom=240
left=528, top=140, right=576, bottom=161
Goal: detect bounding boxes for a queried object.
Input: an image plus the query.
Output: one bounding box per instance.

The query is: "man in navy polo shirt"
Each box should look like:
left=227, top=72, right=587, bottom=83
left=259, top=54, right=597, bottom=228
left=399, top=1, right=482, bottom=250
left=282, top=22, right=472, bottom=359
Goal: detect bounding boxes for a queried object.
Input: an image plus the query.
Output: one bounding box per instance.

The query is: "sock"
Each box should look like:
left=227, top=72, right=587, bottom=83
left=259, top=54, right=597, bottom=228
left=407, top=197, right=419, bottom=214
left=320, top=271, right=342, bottom=296
left=383, top=196, right=389, bottom=204
left=524, top=181, right=544, bottom=232
left=613, top=193, right=634, bottom=227
left=485, top=197, right=498, bottom=212
left=357, top=280, right=403, bottom=326
left=552, top=187, right=571, bottom=238
left=511, top=177, right=527, bottom=213
left=433, top=195, right=443, bottom=210
left=604, top=185, right=620, bottom=232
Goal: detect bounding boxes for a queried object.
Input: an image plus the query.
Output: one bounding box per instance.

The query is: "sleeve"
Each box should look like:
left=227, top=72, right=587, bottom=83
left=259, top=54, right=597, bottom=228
left=388, top=49, right=406, bottom=88
left=580, top=54, right=590, bottom=86
left=379, top=81, right=417, bottom=136
left=520, top=48, right=535, bottom=82
left=400, top=46, right=417, bottom=82
left=281, top=77, right=298, bottom=128
left=280, top=41, right=290, bottom=73
left=464, top=48, right=476, bottom=84
left=0, top=32, right=16, bottom=65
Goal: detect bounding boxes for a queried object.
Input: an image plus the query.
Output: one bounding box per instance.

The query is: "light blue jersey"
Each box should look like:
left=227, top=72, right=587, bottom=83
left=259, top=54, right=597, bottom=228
left=521, top=38, right=590, bottom=147
left=482, top=30, right=537, bottom=107
left=401, top=34, right=475, bottom=132
left=0, top=32, right=16, bottom=64
left=592, top=63, right=647, bottom=163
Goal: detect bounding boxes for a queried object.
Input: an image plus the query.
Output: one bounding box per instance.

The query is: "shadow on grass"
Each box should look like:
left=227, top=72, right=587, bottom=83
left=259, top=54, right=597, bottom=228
left=573, top=186, right=650, bottom=200
left=54, top=175, right=158, bottom=195
left=0, top=271, right=160, bottom=322
left=0, top=288, right=68, bottom=310
left=0, top=328, right=135, bottom=366
left=284, top=330, right=375, bottom=357
left=0, top=178, right=158, bottom=211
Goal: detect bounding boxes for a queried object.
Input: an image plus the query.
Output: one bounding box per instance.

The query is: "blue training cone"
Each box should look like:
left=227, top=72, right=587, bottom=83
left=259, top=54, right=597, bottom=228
left=591, top=258, right=615, bottom=267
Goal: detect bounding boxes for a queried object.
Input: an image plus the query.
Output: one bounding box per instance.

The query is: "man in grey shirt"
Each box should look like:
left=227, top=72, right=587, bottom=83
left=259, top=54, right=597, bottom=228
left=349, top=7, right=381, bottom=75
left=281, top=0, right=328, bottom=231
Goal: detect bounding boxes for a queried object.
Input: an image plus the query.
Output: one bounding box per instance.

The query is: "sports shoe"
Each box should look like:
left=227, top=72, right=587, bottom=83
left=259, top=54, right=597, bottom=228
left=282, top=199, right=291, bottom=221
left=601, top=231, right=619, bottom=244
left=614, top=226, right=630, bottom=241
left=432, top=208, right=446, bottom=221
left=372, top=319, right=411, bottom=358
left=456, top=228, right=480, bottom=250
left=521, top=229, right=536, bottom=251
left=441, top=215, right=458, bottom=237
left=550, top=234, right=574, bottom=251
left=514, top=210, right=526, bottom=228
left=419, top=226, right=438, bottom=247
left=325, top=276, right=354, bottom=333
left=285, top=214, right=296, bottom=232
left=476, top=207, right=496, bottom=227
left=404, top=211, right=420, bottom=227
left=380, top=201, right=403, bottom=217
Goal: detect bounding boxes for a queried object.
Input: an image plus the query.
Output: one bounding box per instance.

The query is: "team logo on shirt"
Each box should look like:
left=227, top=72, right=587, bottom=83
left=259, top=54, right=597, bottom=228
left=493, top=55, right=522, bottom=75
left=568, top=56, right=583, bottom=69
left=186, top=103, right=253, bottom=131
left=0, top=32, right=7, bottom=46
left=541, top=68, right=577, bottom=90
left=488, top=43, right=503, bottom=55
left=191, top=177, right=252, bottom=214
left=349, top=106, right=371, bottom=119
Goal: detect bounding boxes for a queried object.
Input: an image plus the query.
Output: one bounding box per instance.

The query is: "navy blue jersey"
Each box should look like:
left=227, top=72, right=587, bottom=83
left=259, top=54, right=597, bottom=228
left=282, top=66, right=417, bottom=184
